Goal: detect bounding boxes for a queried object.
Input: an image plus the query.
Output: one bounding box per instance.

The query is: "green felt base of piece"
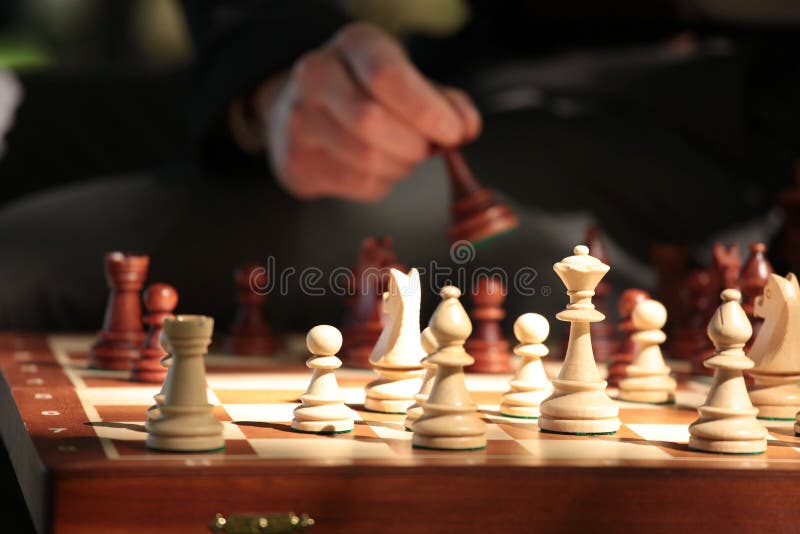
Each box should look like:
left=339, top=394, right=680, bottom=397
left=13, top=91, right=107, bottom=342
left=758, top=416, right=795, bottom=422
left=471, top=227, right=518, bottom=248
left=147, top=445, right=226, bottom=453
left=500, top=413, right=539, bottom=420
left=290, top=428, right=353, bottom=435
left=412, top=444, right=487, bottom=451
left=540, top=429, right=616, bottom=436
left=688, top=447, right=764, bottom=456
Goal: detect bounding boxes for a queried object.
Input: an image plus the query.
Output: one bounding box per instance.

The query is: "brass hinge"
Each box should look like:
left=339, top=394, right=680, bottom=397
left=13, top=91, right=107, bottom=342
left=210, top=512, right=314, bottom=533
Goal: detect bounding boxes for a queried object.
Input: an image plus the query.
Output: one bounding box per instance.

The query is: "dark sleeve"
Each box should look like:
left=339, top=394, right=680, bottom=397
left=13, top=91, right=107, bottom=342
left=182, top=0, right=350, bottom=167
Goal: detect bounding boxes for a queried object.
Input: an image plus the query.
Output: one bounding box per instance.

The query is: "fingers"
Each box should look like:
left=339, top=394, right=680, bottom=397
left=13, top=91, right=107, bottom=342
left=330, top=22, right=465, bottom=147
left=277, top=141, right=396, bottom=202
left=293, top=49, right=427, bottom=163
left=440, top=86, right=482, bottom=142
left=290, top=104, right=414, bottom=179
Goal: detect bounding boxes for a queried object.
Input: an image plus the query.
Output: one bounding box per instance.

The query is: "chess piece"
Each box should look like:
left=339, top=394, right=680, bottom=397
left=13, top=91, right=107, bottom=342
left=412, top=286, right=487, bottom=450
left=585, top=226, right=617, bottom=363
left=618, top=299, right=676, bottom=404
left=443, top=149, right=519, bottom=245
left=778, top=162, right=800, bottom=275
left=225, top=263, right=275, bottom=356
left=650, top=242, right=690, bottom=348
left=499, top=313, right=553, bottom=418
left=342, top=236, right=405, bottom=368
left=88, top=252, right=150, bottom=370
left=364, top=268, right=426, bottom=413
left=739, top=243, right=774, bottom=350
left=130, top=283, right=178, bottom=383
left=146, top=332, right=173, bottom=421
left=146, top=315, right=224, bottom=452
left=607, top=289, right=650, bottom=388
left=404, top=327, right=439, bottom=430
left=747, top=273, right=800, bottom=420
left=292, top=325, right=354, bottom=434
left=691, top=244, right=742, bottom=375
left=688, top=289, right=767, bottom=454
left=669, top=268, right=715, bottom=361
left=465, top=276, right=512, bottom=373
left=538, top=245, right=620, bottom=435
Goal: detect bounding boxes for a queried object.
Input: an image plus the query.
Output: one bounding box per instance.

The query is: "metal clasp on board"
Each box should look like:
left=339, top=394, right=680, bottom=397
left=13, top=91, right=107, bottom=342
left=210, top=512, right=314, bottom=533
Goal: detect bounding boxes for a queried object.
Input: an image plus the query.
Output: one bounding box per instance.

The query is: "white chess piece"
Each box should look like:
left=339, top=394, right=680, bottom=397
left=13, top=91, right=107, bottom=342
left=748, top=273, right=800, bottom=420
left=146, top=332, right=173, bottom=422
left=689, top=289, right=767, bottom=454
left=146, top=315, right=224, bottom=452
left=500, top=313, right=553, bottom=418
left=412, top=286, right=487, bottom=450
left=292, top=325, right=354, bottom=434
left=404, top=327, right=439, bottom=430
left=365, top=268, right=425, bottom=413
left=538, top=245, right=620, bottom=435
left=618, top=299, right=676, bottom=404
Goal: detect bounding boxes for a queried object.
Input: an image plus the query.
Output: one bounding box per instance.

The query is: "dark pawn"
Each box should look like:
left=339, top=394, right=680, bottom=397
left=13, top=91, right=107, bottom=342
left=88, top=252, right=149, bottom=370
left=130, top=284, right=178, bottom=383
left=225, top=263, right=275, bottom=356
left=739, top=243, right=774, bottom=351
left=342, top=236, right=404, bottom=369
left=443, top=149, right=519, bottom=246
left=607, top=289, right=650, bottom=387
left=586, top=226, right=617, bottom=363
left=466, top=277, right=512, bottom=373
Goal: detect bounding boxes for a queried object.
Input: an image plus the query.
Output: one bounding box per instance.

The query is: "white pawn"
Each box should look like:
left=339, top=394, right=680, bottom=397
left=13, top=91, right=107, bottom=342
left=292, top=325, right=354, bottom=434
left=618, top=299, right=676, bottom=404
left=412, top=286, right=487, bottom=450
left=405, top=327, right=439, bottom=431
left=146, top=315, right=224, bottom=452
left=500, top=313, right=553, bottom=418
left=688, top=289, right=767, bottom=454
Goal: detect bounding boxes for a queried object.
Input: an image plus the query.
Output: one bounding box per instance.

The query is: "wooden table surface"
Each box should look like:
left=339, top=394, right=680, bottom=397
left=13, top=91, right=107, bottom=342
left=2, top=332, right=800, bottom=534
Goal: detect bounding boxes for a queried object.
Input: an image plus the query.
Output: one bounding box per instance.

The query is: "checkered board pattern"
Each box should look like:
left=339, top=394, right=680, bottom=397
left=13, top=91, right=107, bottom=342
left=8, top=333, right=800, bottom=470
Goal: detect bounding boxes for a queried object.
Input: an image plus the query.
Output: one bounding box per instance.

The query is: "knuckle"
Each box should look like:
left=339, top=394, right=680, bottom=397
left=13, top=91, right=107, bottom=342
left=293, top=51, right=326, bottom=88
left=363, top=60, right=402, bottom=95
left=335, top=21, right=380, bottom=47
left=352, top=101, right=384, bottom=134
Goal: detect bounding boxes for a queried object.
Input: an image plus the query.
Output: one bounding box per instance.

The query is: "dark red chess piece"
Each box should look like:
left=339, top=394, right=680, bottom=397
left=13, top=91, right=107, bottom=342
left=586, top=226, right=617, bottom=363
left=651, top=242, right=691, bottom=354
left=130, top=283, right=178, bottom=383
left=670, top=268, right=715, bottom=362
left=690, top=243, right=742, bottom=375
left=778, top=162, right=800, bottom=274
left=225, top=263, right=276, bottom=356
left=88, top=252, right=150, bottom=370
left=740, top=242, right=774, bottom=351
left=443, top=149, right=519, bottom=246
left=465, top=276, right=512, bottom=373
left=607, top=289, right=650, bottom=387
left=342, top=237, right=405, bottom=368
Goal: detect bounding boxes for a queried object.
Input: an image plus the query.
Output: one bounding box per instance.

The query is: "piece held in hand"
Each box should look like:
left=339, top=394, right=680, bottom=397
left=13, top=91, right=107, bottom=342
left=444, top=149, right=518, bottom=246
left=405, top=327, right=439, bottom=431
left=225, top=263, right=275, bottom=356
left=688, top=289, right=767, bottom=454
left=146, top=315, right=224, bottom=452
left=465, top=276, right=512, bottom=373
left=500, top=313, right=553, bottom=418
left=413, top=286, right=487, bottom=450
left=538, top=245, right=620, bottom=435
left=747, top=273, right=800, bottom=420
left=364, top=268, right=425, bottom=413
left=618, top=299, right=676, bottom=404
left=292, top=325, right=354, bottom=434
left=130, top=283, right=178, bottom=383
left=607, top=288, right=650, bottom=387
left=88, top=252, right=150, bottom=370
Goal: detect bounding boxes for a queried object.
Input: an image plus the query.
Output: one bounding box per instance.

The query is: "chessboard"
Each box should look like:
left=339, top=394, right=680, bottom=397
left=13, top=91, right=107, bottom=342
left=3, top=333, right=800, bottom=534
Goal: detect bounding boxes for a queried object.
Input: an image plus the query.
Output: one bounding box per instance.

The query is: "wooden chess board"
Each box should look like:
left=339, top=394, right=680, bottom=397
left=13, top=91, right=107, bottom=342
left=2, top=333, right=800, bottom=533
